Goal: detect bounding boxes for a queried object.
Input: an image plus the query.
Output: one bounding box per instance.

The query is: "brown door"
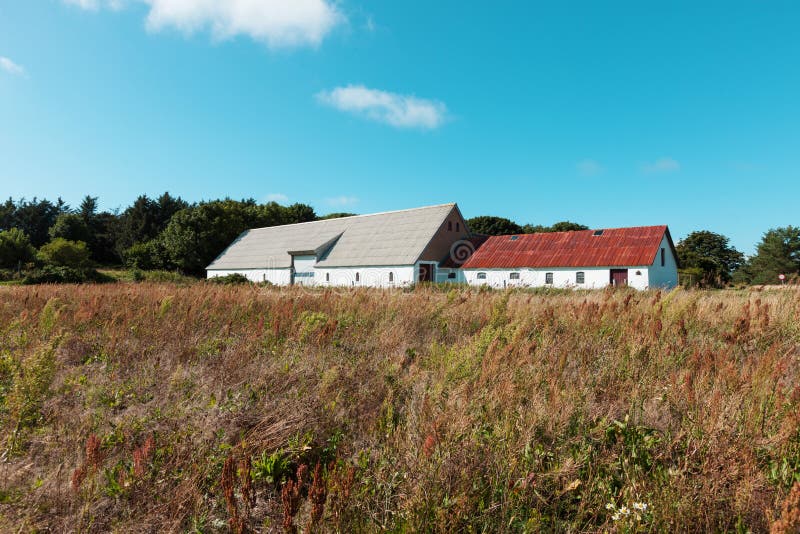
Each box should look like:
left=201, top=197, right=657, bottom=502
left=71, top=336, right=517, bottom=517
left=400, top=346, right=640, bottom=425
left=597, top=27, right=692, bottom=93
left=610, top=269, right=628, bottom=286
left=418, top=264, right=434, bottom=282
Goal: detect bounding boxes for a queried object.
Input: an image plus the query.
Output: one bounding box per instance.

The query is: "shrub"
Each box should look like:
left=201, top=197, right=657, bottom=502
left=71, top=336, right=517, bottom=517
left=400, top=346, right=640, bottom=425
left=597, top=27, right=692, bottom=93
left=208, top=273, right=251, bottom=285
left=123, top=240, right=168, bottom=270
left=23, top=266, right=113, bottom=285
left=0, top=228, right=36, bottom=269
left=37, top=238, right=91, bottom=268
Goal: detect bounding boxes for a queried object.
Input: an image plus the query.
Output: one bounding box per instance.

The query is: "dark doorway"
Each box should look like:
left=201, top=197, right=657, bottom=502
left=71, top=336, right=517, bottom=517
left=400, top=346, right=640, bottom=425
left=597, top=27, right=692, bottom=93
left=610, top=269, right=628, bottom=287
left=418, top=263, right=434, bottom=282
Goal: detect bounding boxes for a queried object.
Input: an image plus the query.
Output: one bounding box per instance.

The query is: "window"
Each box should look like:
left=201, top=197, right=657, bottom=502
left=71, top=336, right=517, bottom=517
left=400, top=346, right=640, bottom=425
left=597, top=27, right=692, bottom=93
left=448, top=221, right=453, bottom=231
left=545, top=272, right=554, bottom=284
left=389, top=272, right=394, bottom=282
left=576, top=272, right=585, bottom=284
left=456, top=222, right=460, bottom=231
left=510, top=235, right=519, bottom=241
left=510, top=272, right=520, bottom=280
left=447, top=272, right=456, bottom=279
left=355, top=272, right=360, bottom=282
left=661, top=248, right=665, bottom=267
left=477, top=272, right=487, bottom=280
left=326, top=273, right=330, bottom=282
left=593, top=229, right=604, bottom=236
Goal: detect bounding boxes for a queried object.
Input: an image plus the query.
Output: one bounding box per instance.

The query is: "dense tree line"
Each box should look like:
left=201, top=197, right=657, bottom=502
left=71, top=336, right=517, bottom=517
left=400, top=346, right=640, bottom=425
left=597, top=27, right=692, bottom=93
left=0, top=196, right=797, bottom=285
left=0, top=194, right=318, bottom=276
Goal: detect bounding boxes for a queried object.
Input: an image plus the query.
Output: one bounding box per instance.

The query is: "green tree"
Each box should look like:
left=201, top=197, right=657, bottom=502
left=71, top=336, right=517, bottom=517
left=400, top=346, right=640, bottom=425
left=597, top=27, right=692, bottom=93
left=745, top=226, right=800, bottom=285
left=123, top=240, right=168, bottom=270
left=37, top=238, right=92, bottom=268
left=0, top=228, right=36, bottom=268
left=159, top=199, right=318, bottom=274
left=466, top=216, right=523, bottom=236
left=49, top=213, right=92, bottom=244
left=114, top=193, right=187, bottom=256
left=1, top=197, right=68, bottom=247
left=320, top=212, right=357, bottom=220
left=676, top=230, right=744, bottom=286
left=522, top=221, right=589, bottom=233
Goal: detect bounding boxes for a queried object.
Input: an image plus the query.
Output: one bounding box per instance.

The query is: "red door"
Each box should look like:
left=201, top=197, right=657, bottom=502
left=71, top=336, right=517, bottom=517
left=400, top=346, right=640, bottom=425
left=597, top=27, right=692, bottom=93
left=610, top=269, right=628, bottom=287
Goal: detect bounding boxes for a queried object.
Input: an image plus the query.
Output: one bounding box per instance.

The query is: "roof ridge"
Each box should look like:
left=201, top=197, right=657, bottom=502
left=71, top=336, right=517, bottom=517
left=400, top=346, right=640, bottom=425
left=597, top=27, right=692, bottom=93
left=507, top=224, right=668, bottom=239
left=249, top=202, right=457, bottom=232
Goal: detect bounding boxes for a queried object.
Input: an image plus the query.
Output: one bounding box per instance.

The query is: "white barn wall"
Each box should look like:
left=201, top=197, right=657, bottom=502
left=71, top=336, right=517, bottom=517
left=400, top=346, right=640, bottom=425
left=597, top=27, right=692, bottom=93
left=647, top=235, right=679, bottom=288
left=463, top=267, right=653, bottom=290
left=207, top=268, right=291, bottom=285
left=314, top=266, right=415, bottom=288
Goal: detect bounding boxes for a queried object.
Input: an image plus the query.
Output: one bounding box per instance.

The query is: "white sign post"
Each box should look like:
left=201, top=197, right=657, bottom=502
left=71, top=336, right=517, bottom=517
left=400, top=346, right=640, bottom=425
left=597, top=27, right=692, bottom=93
left=779, top=273, right=786, bottom=285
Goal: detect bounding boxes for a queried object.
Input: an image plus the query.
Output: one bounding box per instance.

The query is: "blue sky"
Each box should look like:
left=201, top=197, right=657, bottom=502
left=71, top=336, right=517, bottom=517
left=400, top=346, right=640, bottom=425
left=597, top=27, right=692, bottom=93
left=1, top=1, right=799, bottom=254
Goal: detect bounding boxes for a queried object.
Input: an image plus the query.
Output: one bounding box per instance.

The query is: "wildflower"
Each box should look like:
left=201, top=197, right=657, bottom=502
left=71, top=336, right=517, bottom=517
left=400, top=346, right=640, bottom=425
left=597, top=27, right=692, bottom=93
left=612, top=512, right=621, bottom=521
left=633, top=502, right=649, bottom=512
left=619, top=506, right=630, bottom=516
left=606, top=503, right=615, bottom=511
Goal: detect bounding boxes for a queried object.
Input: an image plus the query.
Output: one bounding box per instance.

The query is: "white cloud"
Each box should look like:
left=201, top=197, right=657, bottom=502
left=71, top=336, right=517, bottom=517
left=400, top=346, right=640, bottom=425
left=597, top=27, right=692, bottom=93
left=326, top=196, right=359, bottom=207
left=316, top=85, right=448, bottom=130
left=643, top=157, right=680, bottom=174
left=265, top=193, right=289, bottom=203
left=0, top=56, right=25, bottom=76
left=577, top=159, right=603, bottom=177
left=63, top=0, right=343, bottom=48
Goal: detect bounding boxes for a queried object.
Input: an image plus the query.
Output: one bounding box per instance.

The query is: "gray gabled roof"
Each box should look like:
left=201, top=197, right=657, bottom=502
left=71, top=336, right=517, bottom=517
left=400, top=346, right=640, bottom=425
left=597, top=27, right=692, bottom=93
left=207, top=203, right=458, bottom=270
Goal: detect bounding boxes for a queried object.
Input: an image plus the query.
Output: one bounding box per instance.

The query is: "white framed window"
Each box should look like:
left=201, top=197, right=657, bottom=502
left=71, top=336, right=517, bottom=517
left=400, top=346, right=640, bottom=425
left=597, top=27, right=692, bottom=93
left=509, top=272, right=520, bottom=280
left=545, top=272, right=554, bottom=284
left=477, top=272, right=487, bottom=280
left=576, top=272, right=585, bottom=284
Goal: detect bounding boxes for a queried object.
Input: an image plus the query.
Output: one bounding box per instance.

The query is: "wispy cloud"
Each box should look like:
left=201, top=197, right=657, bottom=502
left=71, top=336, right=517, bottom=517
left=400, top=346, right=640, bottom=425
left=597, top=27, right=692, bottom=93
left=265, top=193, right=289, bottom=203
left=316, top=85, right=448, bottom=130
left=0, top=56, right=25, bottom=77
left=643, top=157, right=680, bottom=174
left=577, top=159, right=603, bottom=177
left=63, top=0, right=344, bottom=48
left=326, top=196, right=359, bottom=207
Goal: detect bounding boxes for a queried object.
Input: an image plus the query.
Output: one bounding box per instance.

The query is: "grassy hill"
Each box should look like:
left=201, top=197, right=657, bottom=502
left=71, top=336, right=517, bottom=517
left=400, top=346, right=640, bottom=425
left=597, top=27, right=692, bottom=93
left=1, top=284, right=799, bottom=532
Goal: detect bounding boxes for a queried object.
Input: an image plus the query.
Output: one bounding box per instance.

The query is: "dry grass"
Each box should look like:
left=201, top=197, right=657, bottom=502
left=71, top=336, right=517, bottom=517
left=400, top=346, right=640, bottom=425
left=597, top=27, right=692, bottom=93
left=0, top=283, right=799, bottom=532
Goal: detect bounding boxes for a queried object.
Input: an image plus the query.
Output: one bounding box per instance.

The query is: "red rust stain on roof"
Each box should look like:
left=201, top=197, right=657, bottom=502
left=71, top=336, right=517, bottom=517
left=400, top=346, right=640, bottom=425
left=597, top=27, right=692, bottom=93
left=461, top=226, right=669, bottom=269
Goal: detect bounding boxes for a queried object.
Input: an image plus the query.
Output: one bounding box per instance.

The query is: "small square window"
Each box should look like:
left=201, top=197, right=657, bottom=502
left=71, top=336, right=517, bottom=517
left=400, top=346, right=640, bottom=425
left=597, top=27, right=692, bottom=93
left=593, top=230, right=604, bottom=236
left=447, top=272, right=456, bottom=279
left=576, top=272, right=585, bottom=284
left=477, top=272, right=487, bottom=280
left=545, top=272, right=554, bottom=284
left=509, top=272, right=520, bottom=280
left=510, top=235, right=519, bottom=241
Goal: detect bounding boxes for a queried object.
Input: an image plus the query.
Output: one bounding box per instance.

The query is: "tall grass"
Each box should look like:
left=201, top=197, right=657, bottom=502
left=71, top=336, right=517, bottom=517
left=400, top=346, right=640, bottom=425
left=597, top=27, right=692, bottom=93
left=0, top=284, right=798, bottom=532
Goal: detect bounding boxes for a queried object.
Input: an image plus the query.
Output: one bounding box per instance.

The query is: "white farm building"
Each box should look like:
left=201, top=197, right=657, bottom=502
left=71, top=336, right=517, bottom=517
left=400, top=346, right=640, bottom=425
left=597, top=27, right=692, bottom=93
left=460, top=225, right=678, bottom=290
left=207, top=203, right=679, bottom=290
left=206, top=203, right=471, bottom=287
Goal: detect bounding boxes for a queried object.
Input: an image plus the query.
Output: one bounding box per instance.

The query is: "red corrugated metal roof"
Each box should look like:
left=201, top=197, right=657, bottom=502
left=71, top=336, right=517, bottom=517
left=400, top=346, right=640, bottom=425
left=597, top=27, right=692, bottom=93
left=461, top=225, right=671, bottom=269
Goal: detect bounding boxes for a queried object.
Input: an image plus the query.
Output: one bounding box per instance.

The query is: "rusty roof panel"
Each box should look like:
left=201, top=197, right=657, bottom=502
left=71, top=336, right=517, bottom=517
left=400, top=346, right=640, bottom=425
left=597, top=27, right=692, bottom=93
left=461, top=226, right=669, bottom=269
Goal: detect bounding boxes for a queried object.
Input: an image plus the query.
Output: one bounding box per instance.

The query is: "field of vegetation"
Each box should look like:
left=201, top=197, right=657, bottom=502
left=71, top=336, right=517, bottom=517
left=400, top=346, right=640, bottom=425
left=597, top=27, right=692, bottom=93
left=1, top=283, right=800, bottom=532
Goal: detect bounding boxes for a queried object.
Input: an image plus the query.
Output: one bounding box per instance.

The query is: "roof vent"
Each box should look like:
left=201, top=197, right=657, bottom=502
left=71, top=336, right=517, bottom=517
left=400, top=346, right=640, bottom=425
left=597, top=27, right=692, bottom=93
left=593, top=229, right=604, bottom=236
left=510, top=235, right=519, bottom=241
